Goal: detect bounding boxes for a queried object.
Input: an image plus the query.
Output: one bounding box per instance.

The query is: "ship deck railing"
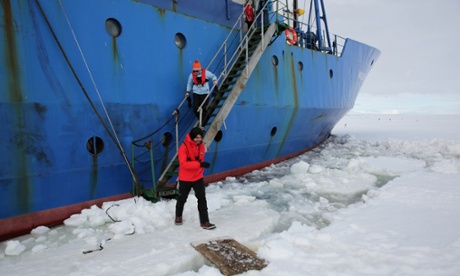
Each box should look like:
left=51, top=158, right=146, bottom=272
left=256, top=0, right=346, bottom=57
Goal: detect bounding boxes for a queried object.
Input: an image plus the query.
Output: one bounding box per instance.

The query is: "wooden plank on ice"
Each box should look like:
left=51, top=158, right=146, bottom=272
left=191, top=237, right=267, bottom=276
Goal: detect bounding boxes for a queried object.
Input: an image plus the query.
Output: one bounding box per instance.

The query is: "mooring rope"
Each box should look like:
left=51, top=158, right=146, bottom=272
left=37, top=0, right=141, bottom=192
left=57, top=1, right=127, bottom=159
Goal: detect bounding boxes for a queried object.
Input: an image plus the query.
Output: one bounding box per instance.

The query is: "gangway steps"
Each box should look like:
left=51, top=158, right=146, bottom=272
left=157, top=23, right=277, bottom=189
left=203, top=23, right=276, bottom=134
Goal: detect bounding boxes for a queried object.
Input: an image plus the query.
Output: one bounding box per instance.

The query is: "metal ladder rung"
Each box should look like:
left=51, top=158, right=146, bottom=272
left=222, top=81, right=237, bottom=87
left=165, top=171, right=178, bottom=177
left=218, top=89, right=232, bottom=94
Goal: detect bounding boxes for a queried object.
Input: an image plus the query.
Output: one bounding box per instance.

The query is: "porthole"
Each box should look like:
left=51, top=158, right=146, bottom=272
left=329, top=69, right=333, bottom=79
left=371, top=60, right=374, bottom=66
left=214, top=130, right=223, bottom=142
left=272, top=55, right=279, bottom=66
left=105, top=18, right=122, bottom=37
left=86, top=136, right=104, bottom=156
left=270, top=127, right=277, bottom=137
left=161, top=132, right=173, bottom=147
left=298, top=61, right=303, bottom=71
left=174, top=33, right=186, bottom=49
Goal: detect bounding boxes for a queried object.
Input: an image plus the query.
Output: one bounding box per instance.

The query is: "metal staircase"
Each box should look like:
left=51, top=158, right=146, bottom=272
left=203, top=23, right=276, bottom=147
left=156, top=20, right=277, bottom=190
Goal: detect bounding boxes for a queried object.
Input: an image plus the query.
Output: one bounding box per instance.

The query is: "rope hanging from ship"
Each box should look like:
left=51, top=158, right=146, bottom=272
left=34, top=0, right=142, bottom=195
left=131, top=96, right=194, bottom=166
left=131, top=100, right=191, bottom=147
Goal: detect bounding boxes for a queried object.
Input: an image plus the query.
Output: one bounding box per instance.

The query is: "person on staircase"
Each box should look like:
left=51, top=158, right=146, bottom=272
left=255, top=0, right=271, bottom=27
left=175, top=127, right=216, bottom=230
left=243, top=0, right=255, bottom=30
left=186, top=60, right=218, bottom=120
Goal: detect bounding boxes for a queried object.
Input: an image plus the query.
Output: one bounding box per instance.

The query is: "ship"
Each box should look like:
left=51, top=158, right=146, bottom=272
left=0, top=0, right=380, bottom=240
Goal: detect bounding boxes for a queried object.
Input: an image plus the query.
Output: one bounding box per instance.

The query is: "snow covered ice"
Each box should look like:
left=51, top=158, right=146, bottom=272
left=1, top=114, right=459, bottom=275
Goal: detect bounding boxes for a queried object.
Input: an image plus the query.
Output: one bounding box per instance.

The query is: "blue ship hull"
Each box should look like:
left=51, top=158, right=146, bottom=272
left=0, top=0, right=380, bottom=240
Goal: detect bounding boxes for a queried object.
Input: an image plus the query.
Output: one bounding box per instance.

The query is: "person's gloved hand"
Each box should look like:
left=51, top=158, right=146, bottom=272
left=186, top=93, right=192, bottom=107
left=200, top=162, right=210, bottom=168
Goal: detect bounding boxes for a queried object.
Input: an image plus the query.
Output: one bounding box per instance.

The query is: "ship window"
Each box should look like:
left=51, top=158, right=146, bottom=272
left=270, top=127, right=277, bottom=137
left=298, top=61, right=303, bottom=71
left=214, top=130, right=223, bottom=142
left=174, top=33, right=186, bottom=49
left=329, top=69, right=333, bottom=79
left=272, top=55, right=279, bottom=66
left=161, top=132, right=173, bottom=147
left=86, top=136, right=104, bottom=156
left=105, top=18, right=122, bottom=37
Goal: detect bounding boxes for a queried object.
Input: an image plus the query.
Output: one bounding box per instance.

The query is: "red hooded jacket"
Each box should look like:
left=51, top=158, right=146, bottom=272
left=244, top=3, right=254, bottom=22
left=178, top=134, right=206, bottom=182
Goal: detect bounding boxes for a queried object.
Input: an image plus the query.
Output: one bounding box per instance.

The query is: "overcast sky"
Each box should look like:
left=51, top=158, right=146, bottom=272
left=298, top=0, right=460, bottom=114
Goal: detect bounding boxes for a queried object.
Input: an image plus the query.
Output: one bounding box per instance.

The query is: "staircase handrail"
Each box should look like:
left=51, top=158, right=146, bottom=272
left=158, top=2, right=275, bottom=185
left=197, top=0, right=273, bottom=126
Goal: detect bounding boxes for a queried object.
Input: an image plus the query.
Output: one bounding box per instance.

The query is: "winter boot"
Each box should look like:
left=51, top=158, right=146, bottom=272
left=200, top=222, right=216, bottom=230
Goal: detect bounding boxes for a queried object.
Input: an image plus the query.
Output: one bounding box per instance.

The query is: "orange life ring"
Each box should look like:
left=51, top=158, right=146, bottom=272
left=285, top=27, right=297, bottom=45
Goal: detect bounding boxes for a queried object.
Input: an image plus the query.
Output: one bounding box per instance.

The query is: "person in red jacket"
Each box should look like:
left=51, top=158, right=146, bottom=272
left=175, top=127, right=216, bottom=230
left=244, top=0, right=255, bottom=29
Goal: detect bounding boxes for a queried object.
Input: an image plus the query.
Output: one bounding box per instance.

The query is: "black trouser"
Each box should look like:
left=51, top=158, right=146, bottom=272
left=175, top=178, right=209, bottom=224
left=193, top=93, right=208, bottom=119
